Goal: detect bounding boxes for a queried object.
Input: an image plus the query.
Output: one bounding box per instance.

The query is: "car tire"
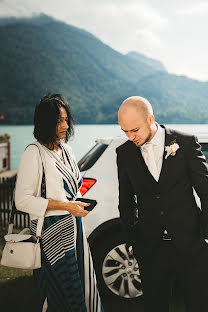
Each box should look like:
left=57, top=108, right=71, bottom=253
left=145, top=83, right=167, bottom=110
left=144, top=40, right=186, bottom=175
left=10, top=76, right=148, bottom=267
left=90, top=228, right=143, bottom=300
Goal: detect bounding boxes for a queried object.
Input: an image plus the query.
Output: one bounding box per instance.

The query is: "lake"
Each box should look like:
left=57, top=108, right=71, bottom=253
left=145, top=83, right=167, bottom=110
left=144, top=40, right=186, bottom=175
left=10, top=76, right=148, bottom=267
left=0, top=125, right=123, bottom=170
left=1, top=124, right=208, bottom=170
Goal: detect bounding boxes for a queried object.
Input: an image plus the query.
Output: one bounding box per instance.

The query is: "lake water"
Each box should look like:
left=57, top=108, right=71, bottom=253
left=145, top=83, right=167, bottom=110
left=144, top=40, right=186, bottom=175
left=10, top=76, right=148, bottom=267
left=1, top=124, right=208, bottom=170
left=0, top=125, right=123, bottom=170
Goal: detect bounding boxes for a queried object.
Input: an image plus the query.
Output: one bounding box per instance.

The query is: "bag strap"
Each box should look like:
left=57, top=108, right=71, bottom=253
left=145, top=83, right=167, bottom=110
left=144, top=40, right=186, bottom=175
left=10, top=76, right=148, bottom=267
left=8, top=143, right=46, bottom=237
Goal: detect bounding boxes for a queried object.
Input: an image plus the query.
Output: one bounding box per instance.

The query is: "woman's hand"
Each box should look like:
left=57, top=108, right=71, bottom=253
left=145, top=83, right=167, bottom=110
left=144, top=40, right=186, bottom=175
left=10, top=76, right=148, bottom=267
left=66, top=201, right=89, bottom=217
left=47, top=199, right=90, bottom=217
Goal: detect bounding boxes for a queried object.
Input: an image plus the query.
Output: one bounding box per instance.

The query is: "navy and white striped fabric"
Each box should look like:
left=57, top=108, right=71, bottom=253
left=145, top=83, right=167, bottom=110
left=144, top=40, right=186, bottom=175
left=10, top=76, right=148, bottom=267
left=31, top=144, right=104, bottom=312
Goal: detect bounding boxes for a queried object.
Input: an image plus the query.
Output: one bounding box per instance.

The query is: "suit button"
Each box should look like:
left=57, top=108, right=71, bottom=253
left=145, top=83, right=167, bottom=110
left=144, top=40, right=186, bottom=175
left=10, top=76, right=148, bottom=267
left=160, top=211, right=164, bottom=216
left=156, top=194, right=160, bottom=199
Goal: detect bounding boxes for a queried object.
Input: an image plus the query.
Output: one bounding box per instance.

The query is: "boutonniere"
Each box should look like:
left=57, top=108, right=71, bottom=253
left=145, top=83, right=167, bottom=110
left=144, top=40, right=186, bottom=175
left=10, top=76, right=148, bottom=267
left=165, top=139, right=180, bottom=159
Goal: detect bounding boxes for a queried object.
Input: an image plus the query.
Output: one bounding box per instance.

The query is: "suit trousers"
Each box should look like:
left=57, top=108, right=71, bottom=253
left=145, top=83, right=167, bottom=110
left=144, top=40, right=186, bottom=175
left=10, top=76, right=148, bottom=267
left=133, top=240, right=208, bottom=312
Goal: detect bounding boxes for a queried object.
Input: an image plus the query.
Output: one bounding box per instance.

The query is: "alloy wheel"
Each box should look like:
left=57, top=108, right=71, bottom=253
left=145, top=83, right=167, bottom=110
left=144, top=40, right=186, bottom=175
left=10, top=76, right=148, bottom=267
left=102, top=243, right=143, bottom=298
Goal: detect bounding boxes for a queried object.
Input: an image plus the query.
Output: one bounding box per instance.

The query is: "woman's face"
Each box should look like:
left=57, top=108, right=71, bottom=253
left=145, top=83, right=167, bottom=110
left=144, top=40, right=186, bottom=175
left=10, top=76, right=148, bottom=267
left=56, top=106, right=69, bottom=140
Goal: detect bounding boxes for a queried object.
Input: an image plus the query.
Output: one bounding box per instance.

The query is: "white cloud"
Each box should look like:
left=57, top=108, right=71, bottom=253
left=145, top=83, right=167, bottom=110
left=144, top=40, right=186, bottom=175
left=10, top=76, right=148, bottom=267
left=108, top=2, right=167, bottom=29
left=0, top=0, right=167, bottom=33
left=0, top=0, right=37, bottom=18
left=60, top=1, right=167, bottom=58
left=179, top=2, right=208, bottom=16
left=135, top=29, right=162, bottom=49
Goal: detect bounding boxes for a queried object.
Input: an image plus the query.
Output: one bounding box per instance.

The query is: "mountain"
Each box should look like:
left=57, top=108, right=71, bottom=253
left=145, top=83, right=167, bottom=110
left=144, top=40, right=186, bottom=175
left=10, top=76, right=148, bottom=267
left=0, top=14, right=55, bottom=26
left=0, top=14, right=208, bottom=125
left=138, top=72, right=208, bottom=123
left=127, top=51, right=166, bottom=73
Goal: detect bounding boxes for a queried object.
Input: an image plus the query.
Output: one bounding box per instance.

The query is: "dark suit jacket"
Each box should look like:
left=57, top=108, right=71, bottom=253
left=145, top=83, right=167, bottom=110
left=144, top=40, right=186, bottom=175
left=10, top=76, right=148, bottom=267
left=116, top=126, right=208, bottom=257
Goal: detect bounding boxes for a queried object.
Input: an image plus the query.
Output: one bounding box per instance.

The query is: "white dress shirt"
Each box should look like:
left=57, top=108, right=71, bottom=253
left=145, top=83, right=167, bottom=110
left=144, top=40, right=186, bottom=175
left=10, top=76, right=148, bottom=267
left=140, top=123, right=165, bottom=181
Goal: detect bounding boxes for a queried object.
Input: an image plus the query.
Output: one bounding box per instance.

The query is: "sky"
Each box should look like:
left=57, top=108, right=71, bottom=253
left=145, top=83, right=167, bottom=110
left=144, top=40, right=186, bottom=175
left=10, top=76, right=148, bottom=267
left=0, top=0, right=208, bottom=81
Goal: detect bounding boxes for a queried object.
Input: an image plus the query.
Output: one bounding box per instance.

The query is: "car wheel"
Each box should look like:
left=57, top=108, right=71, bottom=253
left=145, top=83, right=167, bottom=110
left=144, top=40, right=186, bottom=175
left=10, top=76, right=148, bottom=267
left=90, top=230, right=143, bottom=299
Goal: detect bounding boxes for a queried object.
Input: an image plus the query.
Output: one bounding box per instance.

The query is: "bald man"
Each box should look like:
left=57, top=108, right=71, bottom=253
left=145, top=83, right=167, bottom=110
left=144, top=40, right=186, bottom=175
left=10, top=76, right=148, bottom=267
left=116, top=96, right=208, bottom=312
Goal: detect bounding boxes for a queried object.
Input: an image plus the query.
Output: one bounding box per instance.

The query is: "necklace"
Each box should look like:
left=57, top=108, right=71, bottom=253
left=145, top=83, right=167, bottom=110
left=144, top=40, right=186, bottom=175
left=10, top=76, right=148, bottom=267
left=53, top=147, right=65, bottom=162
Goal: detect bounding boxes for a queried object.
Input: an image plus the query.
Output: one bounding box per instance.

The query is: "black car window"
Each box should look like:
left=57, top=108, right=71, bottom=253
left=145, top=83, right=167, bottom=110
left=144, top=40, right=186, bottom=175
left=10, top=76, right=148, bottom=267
left=78, top=143, right=108, bottom=171
left=201, top=143, right=208, bottom=163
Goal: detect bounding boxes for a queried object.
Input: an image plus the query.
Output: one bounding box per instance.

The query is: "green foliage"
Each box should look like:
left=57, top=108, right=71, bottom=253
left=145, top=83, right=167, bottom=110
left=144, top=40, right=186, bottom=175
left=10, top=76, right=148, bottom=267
left=0, top=15, right=208, bottom=125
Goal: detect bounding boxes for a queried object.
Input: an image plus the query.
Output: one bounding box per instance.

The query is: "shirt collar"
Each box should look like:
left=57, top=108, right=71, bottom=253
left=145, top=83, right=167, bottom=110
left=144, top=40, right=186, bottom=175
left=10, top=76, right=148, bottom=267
left=150, top=123, right=164, bottom=146
left=141, top=123, right=164, bottom=150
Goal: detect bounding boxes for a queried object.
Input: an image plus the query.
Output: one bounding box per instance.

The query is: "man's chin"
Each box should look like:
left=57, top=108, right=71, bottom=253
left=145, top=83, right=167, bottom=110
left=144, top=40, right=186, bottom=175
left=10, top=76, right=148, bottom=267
left=133, top=140, right=143, bottom=147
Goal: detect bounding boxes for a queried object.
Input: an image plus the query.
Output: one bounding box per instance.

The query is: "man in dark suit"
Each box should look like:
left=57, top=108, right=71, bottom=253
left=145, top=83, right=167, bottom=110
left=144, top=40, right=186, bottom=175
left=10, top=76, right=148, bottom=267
left=116, top=96, right=208, bottom=312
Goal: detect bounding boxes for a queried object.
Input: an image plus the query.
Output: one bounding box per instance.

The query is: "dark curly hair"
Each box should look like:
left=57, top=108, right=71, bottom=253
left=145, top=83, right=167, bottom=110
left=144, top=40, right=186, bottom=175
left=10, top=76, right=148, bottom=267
left=33, top=94, right=74, bottom=145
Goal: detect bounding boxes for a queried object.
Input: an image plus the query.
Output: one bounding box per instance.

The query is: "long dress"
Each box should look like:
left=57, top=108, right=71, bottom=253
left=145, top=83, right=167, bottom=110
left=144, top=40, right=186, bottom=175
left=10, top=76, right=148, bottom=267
left=30, top=143, right=104, bottom=312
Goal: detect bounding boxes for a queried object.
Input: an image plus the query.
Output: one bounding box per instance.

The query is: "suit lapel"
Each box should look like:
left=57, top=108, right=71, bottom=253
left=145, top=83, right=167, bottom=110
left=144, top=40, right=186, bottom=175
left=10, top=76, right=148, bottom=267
left=158, top=126, right=177, bottom=184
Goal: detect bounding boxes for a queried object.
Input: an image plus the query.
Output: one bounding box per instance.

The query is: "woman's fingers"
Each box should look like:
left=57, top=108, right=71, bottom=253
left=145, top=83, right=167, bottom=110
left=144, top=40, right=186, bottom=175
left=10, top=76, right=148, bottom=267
left=67, top=201, right=89, bottom=217
left=76, top=204, right=89, bottom=217
left=75, top=201, right=90, bottom=208
left=76, top=205, right=89, bottom=217
left=81, top=209, right=89, bottom=217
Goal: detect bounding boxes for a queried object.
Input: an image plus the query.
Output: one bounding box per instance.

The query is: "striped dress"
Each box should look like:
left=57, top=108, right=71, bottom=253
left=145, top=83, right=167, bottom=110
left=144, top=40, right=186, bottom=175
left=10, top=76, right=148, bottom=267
left=30, top=144, right=104, bottom=312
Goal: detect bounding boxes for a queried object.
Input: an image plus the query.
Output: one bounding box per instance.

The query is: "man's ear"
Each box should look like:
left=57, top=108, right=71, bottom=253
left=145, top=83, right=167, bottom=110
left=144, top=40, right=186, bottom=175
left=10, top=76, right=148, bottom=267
left=148, top=114, right=155, bottom=125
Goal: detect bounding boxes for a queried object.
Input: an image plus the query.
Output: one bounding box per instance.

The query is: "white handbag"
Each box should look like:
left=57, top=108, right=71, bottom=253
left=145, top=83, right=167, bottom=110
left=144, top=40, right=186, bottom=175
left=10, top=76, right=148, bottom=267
left=1, top=143, right=45, bottom=270
left=1, top=224, right=43, bottom=269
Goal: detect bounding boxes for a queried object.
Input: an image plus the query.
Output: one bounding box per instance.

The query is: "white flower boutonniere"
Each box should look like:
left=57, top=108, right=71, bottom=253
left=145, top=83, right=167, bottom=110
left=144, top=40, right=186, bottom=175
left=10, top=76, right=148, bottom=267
left=165, top=139, right=180, bottom=159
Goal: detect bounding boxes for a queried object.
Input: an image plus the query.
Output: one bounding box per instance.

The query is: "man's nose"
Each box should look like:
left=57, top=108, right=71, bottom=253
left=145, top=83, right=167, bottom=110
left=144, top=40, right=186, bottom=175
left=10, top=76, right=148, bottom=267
left=127, top=132, right=135, bottom=141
